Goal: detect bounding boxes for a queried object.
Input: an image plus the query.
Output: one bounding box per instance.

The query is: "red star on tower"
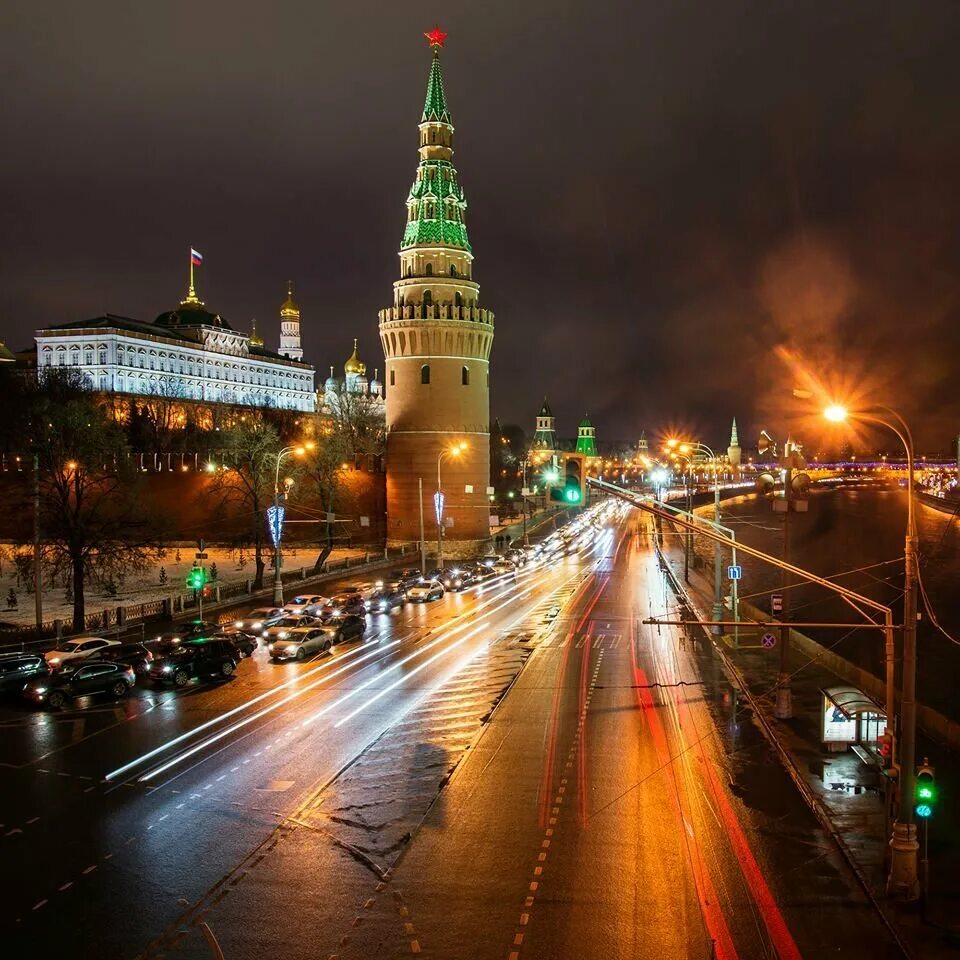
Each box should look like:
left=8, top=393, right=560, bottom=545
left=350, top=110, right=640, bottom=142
left=424, top=26, right=447, bottom=48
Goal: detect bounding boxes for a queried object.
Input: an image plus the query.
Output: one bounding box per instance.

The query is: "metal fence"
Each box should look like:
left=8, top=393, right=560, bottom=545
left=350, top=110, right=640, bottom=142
left=0, top=544, right=416, bottom=651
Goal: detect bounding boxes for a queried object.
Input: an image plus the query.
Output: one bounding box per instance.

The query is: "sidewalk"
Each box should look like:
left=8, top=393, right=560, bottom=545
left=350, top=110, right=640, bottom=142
left=657, top=533, right=960, bottom=958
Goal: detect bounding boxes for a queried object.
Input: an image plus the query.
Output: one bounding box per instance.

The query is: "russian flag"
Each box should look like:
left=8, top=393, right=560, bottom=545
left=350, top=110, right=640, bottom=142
left=190, top=248, right=203, bottom=266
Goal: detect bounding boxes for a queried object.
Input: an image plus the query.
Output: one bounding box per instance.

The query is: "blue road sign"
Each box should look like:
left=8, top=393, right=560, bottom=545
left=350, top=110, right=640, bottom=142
left=727, top=565, right=742, bottom=581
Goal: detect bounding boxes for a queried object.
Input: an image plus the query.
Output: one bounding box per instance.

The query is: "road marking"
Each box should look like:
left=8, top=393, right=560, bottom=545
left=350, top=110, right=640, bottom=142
left=58, top=882, right=73, bottom=892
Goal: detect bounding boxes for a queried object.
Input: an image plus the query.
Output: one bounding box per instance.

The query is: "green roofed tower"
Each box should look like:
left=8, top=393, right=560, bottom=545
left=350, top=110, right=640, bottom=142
left=379, top=27, right=495, bottom=553
left=576, top=414, right=598, bottom=457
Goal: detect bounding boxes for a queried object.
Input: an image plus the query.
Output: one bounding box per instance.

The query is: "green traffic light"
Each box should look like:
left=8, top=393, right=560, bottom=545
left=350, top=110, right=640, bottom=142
left=565, top=488, right=581, bottom=503
left=918, top=785, right=933, bottom=799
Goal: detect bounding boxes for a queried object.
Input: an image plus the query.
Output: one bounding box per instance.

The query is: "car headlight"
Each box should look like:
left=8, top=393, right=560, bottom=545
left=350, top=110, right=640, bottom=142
left=49, top=657, right=61, bottom=665
left=251, top=622, right=263, bottom=630
left=234, top=620, right=244, bottom=628
left=277, top=631, right=288, bottom=639
left=268, top=644, right=275, bottom=652
left=162, top=665, right=173, bottom=673
left=34, top=686, right=47, bottom=695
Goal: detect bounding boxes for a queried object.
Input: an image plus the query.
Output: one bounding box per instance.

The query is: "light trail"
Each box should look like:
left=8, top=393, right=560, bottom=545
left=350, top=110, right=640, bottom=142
left=333, top=621, right=491, bottom=727
left=104, top=636, right=395, bottom=782
left=136, top=637, right=407, bottom=782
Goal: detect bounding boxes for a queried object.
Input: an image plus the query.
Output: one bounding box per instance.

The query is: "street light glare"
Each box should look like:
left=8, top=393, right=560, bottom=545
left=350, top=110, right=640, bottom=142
left=824, top=404, right=848, bottom=423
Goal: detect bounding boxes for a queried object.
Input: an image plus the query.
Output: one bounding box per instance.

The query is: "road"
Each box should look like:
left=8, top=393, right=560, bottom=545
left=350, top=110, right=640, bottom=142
left=0, top=507, right=904, bottom=958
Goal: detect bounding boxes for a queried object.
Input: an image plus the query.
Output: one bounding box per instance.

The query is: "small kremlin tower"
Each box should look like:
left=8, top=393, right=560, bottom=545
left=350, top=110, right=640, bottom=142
left=279, top=282, right=303, bottom=360
left=532, top=398, right=556, bottom=451
left=727, top=417, right=742, bottom=469
left=576, top=415, right=598, bottom=458
left=379, top=28, right=495, bottom=551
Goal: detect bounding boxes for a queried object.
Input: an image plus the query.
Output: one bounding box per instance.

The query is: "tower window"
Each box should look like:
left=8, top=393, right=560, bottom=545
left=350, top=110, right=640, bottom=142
left=455, top=292, right=462, bottom=307
left=423, top=290, right=432, bottom=306
left=390, top=369, right=396, bottom=386
left=425, top=263, right=433, bottom=276
left=461, top=365, right=470, bottom=386
left=421, top=364, right=430, bottom=385
left=450, top=264, right=457, bottom=277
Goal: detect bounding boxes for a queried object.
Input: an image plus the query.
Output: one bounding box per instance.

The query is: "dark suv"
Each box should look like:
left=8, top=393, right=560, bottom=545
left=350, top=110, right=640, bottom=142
left=100, top=641, right=154, bottom=677
left=148, top=638, right=239, bottom=687
left=23, top=661, right=136, bottom=709
left=0, top=653, right=50, bottom=695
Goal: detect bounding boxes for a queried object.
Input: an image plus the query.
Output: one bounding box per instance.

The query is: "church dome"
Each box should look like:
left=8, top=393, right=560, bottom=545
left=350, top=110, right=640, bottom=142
left=324, top=365, right=339, bottom=394
left=281, top=281, right=299, bottom=317
left=248, top=318, right=264, bottom=349
left=344, top=338, right=366, bottom=376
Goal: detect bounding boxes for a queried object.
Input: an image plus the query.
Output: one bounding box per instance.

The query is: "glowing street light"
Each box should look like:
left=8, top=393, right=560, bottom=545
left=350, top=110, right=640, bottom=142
left=823, top=404, right=848, bottom=423
left=436, top=442, right=466, bottom=569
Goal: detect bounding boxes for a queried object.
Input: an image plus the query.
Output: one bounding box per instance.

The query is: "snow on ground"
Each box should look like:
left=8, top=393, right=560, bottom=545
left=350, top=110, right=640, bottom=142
left=0, top=543, right=369, bottom=627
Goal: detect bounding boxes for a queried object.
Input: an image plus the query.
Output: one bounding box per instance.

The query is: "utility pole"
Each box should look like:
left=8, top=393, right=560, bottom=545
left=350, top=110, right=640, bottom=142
left=33, top=452, right=42, bottom=629
left=418, top=477, right=426, bottom=577
left=521, top=458, right=529, bottom=546
left=776, top=460, right=793, bottom=720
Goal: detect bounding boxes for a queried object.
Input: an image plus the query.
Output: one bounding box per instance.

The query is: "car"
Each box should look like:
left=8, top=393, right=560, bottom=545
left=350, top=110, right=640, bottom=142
left=406, top=579, right=445, bottom=602
left=392, top=568, right=424, bottom=591
left=0, top=653, right=50, bottom=694
left=320, top=614, right=366, bottom=644
left=261, top=615, right=320, bottom=643
left=441, top=568, right=474, bottom=592
left=268, top=626, right=333, bottom=661
left=221, top=632, right=258, bottom=658
left=281, top=595, right=328, bottom=616
left=151, top=619, right=222, bottom=644
left=231, top=607, right=286, bottom=635
left=99, top=641, right=154, bottom=676
left=472, top=564, right=498, bottom=582
left=24, top=661, right=136, bottom=709
left=148, top=639, right=239, bottom=687
left=319, top=594, right=366, bottom=618
left=45, top=636, right=122, bottom=669
left=367, top=582, right=407, bottom=612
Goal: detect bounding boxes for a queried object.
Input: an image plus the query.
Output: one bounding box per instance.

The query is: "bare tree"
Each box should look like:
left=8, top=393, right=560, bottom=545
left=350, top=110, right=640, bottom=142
left=305, top=391, right=385, bottom=569
left=25, top=370, right=160, bottom=631
left=206, top=416, right=283, bottom=589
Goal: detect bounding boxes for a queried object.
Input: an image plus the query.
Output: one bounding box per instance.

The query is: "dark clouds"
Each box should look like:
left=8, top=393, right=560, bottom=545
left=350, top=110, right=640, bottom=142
left=1, top=1, right=958, bottom=449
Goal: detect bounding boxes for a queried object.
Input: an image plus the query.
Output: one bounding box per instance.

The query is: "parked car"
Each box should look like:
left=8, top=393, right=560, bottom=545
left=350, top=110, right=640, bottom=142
left=319, top=594, right=366, bottom=618
left=261, top=615, right=321, bottom=642
left=406, top=579, right=445, bottom=602
left=148, top=638, right=240, bottom=687
left=367, top=582, right=407, bottom=613
left=24, top=661, right=136, bottom=709
left=281, top=595, right=328, bottom=616
left=99, top=641, right=154, bottom=676
left=441, top=568, right=474, bottom=592
left=45, top=636, right=122, bottom=670
left=232, top=607, right=286, bottom=636
left=0, top=653, right=50, bottom=695
left=151, top=619, right=222, bottom=644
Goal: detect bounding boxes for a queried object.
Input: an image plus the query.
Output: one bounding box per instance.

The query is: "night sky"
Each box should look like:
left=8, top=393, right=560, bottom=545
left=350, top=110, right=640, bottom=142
left=1, top=1, right=959, bottom=450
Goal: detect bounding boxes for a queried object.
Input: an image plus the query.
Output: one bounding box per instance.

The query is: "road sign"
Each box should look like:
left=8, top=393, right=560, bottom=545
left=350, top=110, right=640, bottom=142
left=771, top=594, right=783, bottom=614
left=761, top=632, right=777, bottom=649
left=727, top=565, right=742, bottom=581
left=195, top=552, right=208, bottom=560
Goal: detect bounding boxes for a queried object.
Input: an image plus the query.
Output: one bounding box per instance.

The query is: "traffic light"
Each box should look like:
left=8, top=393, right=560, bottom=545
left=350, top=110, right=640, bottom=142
left=186, top=566, right=207, bottom=591
left=915, top=759, right=937, bottom=819
left=550, top=455, right=585, bottom=506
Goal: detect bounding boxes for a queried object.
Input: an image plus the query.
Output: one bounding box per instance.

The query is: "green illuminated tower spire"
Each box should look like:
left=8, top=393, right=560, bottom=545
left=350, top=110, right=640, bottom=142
left=401, top=27, right=471, bottom=252
left=576, top=415, right=598, bottom=457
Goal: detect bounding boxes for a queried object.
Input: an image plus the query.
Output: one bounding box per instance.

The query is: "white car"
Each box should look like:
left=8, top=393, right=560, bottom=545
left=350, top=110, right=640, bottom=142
left=282, top=595, right=329, bottom=616
left=406, top=580, right=445, bottom=602
left=45, top=636, right=121, bottom=669
left=233, top=607, right=286, bottom=635
left=261, top=615, right=320, bottom=642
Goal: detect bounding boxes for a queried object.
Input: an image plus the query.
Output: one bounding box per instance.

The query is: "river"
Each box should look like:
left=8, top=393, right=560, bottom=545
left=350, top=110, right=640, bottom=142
left=689, top=482, right=960, bottom=723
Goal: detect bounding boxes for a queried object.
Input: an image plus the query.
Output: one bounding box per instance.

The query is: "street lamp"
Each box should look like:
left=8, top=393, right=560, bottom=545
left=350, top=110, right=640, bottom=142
left=823, top=402, right=920, bottom=900
left=684, top=442, right=725, bottom=635
left=436, top=442, right=465, bottom=570
left=271, top=442, right=313, bottom=605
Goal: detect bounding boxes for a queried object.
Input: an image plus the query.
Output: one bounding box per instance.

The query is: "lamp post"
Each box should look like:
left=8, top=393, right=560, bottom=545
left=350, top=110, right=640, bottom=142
left=271, top=442, right=312, bottom=605
left=520, top=458, right=530, bottom=545
left=685, top=442, right=724, bottom=635
left=825, top=402, right=919, bottom=899
left=436, top=443, right=465, bottom=570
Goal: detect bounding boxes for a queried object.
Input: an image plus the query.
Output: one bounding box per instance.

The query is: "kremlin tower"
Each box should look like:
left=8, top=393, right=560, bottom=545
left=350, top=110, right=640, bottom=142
left=279, top=282, right=303, bottom=360
left=379, top=28, right=495, bottom=551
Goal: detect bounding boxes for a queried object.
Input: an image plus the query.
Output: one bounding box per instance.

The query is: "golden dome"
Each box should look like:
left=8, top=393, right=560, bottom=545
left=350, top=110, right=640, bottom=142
left=249, top=318, right=264, bottom=349
left=344, top=338, right=366, bottom=376
left=280, top=280, right=299, bottom=317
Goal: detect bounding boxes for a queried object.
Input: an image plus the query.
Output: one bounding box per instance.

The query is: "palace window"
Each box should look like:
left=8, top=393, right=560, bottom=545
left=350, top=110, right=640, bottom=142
left=420, top=364, right=430, bottom=385
left=462, top=365, right=470, bottom=386
left=390, top=369, right=396, bottom=386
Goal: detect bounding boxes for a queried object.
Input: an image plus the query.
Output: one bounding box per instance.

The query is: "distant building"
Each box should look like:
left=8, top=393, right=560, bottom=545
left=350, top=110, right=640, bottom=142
left=532, top=397, right=557, bottom=451
left=576, top=415, right=598, bottom=458
left=32, top=268, right=315, bottom=412
left=727, top=417, right=742, bottom=468
left=318, top=339, right=384, bottom=415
